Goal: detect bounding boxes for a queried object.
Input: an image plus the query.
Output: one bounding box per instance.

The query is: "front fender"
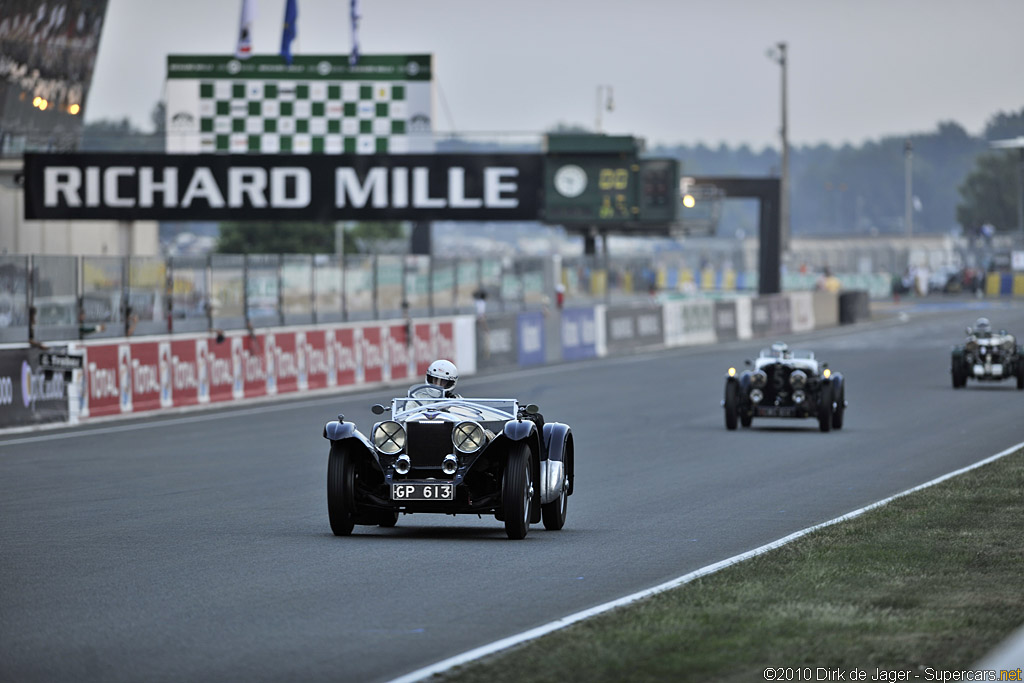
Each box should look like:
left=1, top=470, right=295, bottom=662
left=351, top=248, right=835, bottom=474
left=503, top=419, right=537, bottom=443
left=324, top=419, right=359, bottom=441
left=324, top=420, right=376, bottom=457
left=541, top=423, right=573, bottom=503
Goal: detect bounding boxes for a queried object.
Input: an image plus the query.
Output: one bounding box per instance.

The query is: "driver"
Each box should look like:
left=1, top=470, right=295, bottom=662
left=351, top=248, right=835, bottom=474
left=424, top=359, right=461, bottom=398
left=973, top=317, right=992, bottom=337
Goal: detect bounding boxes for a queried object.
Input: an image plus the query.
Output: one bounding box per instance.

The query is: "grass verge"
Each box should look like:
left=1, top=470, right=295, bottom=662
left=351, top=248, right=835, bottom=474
left=436, top=449, right=1024, bottom=683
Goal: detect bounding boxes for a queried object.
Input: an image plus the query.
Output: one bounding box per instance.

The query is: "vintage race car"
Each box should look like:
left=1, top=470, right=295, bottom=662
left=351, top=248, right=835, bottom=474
left=322, top=384, right=574, bottom=539
left=951, top=320, right=1024, bottom=389
left=723, top=342, right=845, bottom=432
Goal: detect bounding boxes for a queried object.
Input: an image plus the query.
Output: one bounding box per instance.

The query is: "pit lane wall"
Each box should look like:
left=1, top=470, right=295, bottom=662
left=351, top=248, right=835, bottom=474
left=0, top=290, right=858, bottom=431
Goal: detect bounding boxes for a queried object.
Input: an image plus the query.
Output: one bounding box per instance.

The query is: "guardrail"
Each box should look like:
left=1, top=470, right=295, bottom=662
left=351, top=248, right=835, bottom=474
left=0, top=252, right=900, bottom=346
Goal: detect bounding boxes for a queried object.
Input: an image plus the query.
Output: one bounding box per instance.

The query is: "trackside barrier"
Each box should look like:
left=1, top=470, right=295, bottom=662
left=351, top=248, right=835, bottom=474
left=838, top=291, right=872, bottom=325
left=0, top=345, right=72, bottom=429
left=787, top=292, right=816, bottom=333
left=811, top=291, right=840, bottom=328
left=663, top=300, right=715, bottom=347
left=63, top=317, right=472, bottom=424
left=601, top=305, right=664, bottom=355
left=3, top=289, right=859, bottom=431
left=559, top=307, right=598, bottom=362
left=985, top=272, right=1024, bottom=298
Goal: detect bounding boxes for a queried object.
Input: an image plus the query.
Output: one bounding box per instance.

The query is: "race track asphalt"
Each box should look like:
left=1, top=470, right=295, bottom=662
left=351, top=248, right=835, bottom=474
left=2, top=299, right=1023, bottom=683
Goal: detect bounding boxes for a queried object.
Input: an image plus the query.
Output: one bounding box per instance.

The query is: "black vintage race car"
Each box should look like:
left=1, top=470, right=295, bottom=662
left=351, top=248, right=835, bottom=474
left=951, top=318, right=1024, bottom=389
left=322, top=384, right=574, bottom=539
left=723, top=342, right=845, bottom=432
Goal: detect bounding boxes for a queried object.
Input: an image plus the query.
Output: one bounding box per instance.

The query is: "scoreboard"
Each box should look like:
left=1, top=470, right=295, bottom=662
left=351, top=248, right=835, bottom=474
left=544, top=157, right=638, bottom=223
left=542, top=135, right=680, bottom=226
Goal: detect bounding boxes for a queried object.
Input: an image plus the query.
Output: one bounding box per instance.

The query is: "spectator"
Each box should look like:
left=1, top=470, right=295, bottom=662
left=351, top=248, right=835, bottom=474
left=473, top=288, right=487, bottom=321
left=819, top=267, right=841, bottom=293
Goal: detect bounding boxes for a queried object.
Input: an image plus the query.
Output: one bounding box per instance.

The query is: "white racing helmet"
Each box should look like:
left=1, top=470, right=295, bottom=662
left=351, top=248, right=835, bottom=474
left=425, top=359, right=458, bottom=390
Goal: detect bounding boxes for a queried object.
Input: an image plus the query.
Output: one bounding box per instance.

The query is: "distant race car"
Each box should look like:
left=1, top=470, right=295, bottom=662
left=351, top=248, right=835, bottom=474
left=322, top=384, right=574, bottom=539
left=950, top=318, right=1024, bottom=389
left=723, top=342, right=845, bottom=432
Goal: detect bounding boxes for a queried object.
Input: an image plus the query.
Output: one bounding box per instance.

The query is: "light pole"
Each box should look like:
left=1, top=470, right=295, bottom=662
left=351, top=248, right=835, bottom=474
left=767, top=42, right=789, bottom=252
left=595, top=85, right=614, bottom=133
left=904, top=139, right=913, bottom=238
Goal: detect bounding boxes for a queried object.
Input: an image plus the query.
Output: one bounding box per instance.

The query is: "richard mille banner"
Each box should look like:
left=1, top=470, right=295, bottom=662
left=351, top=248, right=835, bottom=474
left=23, top=153, right=542, bottom=221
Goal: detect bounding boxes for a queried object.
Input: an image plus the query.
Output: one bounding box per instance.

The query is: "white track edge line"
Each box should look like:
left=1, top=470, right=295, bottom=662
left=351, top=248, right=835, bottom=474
left=386, top=440, right=1024, bottom=683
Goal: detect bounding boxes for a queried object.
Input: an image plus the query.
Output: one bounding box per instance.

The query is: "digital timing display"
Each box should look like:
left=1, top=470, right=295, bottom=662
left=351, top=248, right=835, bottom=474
left=543, top=156, right=679, bottom=225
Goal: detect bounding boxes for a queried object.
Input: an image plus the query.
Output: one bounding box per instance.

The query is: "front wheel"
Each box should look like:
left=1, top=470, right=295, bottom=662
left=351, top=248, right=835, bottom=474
left=952, top=364, right=966, bottom=389
left=541, top=468, right=569, bottom=531
left=831, top=384, right=845, bottom=430
left=502, top=443, right=533, bottom=540
left=818, top=384, right=833, bottom=433
left=724, top=381, right=738, bottom=431
left=327, top=445, right=356, bottom=536
left=1017, top=367, right=1023, bottom=390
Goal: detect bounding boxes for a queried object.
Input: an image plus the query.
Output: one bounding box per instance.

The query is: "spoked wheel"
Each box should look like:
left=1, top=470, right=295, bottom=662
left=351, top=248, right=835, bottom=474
left=831, top=384, right=845, bottom=430
left=502, top=443, right=533, bottom=540
left=724, top=382, right=738, bottom=431
left=541, top=464, right=569, bottom=531
left=817, top=384, right=833, bottom=433
left=327, top=445, right=356, bottom=536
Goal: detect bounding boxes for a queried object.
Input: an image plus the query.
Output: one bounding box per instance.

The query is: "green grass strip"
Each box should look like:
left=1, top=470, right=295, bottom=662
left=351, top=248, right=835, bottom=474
left=438, top=449, right=1024, bottom=683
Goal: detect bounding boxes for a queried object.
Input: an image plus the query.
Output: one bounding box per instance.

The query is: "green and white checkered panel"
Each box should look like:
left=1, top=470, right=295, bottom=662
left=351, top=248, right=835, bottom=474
left=197, top=80, right=413, bottom=154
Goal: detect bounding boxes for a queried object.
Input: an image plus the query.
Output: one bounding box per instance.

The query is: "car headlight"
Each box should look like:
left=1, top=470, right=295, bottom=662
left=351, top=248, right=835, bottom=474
left=751, top=370, right=767, bottom=388
left=750, top=388, right=764, bottom=404
left=789, top=370, right=807, bottom=389
left=373, top=421, right=406, bottom=455
left=452, top=421, right=486, bottom=453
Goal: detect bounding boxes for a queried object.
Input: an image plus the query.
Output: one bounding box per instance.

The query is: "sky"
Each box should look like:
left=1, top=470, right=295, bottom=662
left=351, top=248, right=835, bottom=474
left=85, top=0, right=1024, bottom=150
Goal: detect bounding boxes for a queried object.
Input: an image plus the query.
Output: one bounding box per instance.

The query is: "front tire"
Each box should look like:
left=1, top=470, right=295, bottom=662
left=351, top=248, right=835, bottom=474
left=541, top=466, right=569, bottom=531
left=502, top=443, right=533, bottom=540
left=724, top=381, right=738, bottom=431
left=327, top=445, right=356, bottom=536
left=818, top=384, right=833, bottom=433
left=831, top=384, right=845, bottom=430
left=952, top=367, right=966, bottom=388
left=378, top=511, right=399, bottom=528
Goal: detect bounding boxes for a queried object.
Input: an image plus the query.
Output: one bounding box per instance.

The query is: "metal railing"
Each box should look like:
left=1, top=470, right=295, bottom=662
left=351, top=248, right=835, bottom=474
left=1, top=253, right=565, bottom=344
left=0, top=250, right=907, bottom=345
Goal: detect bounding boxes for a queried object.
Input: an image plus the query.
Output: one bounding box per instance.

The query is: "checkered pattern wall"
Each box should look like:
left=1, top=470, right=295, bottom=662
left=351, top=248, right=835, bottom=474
left=166, top=55, right=434, bottom=154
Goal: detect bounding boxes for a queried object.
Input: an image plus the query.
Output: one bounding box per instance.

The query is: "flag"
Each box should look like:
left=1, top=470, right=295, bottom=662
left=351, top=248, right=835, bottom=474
left=280, top=0, right=298, bottom=65
left=349, top=0, right=360, bottom=66
left=235, top=0, right=255, bottom=59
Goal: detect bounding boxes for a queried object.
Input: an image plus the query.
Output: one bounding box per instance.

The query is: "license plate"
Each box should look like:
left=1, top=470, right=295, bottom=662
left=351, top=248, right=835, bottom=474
left=756, top=406, right=796, bottom=417
left=392, top=482, right=454, bottom=501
